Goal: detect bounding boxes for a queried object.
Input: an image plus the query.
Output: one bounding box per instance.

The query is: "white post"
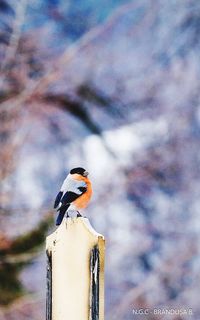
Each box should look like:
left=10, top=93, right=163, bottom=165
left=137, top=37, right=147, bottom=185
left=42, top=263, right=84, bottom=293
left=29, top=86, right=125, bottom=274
left=46, top=217, right=105, bottom=320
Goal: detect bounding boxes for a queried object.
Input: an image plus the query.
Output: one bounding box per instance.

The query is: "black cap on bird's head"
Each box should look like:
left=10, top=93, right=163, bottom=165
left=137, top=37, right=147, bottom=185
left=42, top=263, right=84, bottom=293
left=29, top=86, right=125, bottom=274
left=70, top=167, right=89, bottom=177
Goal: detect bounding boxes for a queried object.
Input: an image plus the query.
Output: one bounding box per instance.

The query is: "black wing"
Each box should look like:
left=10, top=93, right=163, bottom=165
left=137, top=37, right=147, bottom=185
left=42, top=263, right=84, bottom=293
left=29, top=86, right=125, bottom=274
left=54, top=191, right=63, bottom=208
left=61, top=188, right=87, bottom=206
left=56, top=204, right=70, bottom=225
left=78, top=186, right=87, bottom=193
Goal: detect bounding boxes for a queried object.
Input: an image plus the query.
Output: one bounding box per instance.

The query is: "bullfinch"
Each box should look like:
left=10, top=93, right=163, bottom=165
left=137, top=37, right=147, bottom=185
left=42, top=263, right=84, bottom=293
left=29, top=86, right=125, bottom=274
left=54, top=167, right=92, bottom=225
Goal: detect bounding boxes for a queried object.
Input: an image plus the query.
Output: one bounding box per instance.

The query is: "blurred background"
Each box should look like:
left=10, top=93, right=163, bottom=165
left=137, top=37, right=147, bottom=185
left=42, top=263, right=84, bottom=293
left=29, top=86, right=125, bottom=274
left=0, top=0, right=200, bottom=319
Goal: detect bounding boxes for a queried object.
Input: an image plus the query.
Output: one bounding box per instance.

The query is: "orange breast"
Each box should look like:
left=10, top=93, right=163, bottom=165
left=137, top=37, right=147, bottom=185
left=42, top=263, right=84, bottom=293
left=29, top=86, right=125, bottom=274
left=73, top=176, right=92, bottom=210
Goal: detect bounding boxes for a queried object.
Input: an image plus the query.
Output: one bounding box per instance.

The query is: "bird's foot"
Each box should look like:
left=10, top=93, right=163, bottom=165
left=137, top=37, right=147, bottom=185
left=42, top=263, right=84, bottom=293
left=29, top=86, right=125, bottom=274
left=77, top=211, right=82, bottom=218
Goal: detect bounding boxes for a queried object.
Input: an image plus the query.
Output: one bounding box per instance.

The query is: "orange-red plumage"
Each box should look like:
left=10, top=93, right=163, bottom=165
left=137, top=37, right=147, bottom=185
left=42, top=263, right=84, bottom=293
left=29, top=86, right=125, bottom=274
left=73, top=175, right=92, bottom=210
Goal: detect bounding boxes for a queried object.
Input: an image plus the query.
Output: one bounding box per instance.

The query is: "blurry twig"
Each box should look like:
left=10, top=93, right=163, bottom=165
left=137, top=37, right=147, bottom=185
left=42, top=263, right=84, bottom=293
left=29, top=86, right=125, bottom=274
left=0, top=0, right=154, bottom=112
left=0, top=250, right=41, bottom=265
left=42, top=94, right=101, bottom=135
left=42, top=93, right=120, bottom=159
left=0, top=0, right=27, bottom=80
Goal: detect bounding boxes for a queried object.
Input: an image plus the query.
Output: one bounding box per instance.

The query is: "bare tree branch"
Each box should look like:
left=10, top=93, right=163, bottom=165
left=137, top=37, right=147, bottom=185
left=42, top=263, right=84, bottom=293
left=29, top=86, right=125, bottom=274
left=0, top=0, right=27, bottom=77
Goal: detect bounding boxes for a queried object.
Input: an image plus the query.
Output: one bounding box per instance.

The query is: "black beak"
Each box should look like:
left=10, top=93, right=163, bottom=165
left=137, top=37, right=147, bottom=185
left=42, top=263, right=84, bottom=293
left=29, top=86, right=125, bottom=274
left=83, top=171, right=89, bottom=177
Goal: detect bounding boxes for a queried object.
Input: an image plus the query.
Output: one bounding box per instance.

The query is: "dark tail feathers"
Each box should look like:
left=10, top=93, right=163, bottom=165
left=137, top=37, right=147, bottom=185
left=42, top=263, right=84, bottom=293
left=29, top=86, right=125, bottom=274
left=56, top=204, right=70, bottom=226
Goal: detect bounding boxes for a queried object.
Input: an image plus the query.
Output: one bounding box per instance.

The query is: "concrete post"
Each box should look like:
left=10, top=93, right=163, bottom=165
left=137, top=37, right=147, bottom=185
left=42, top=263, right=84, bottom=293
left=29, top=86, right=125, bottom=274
left=46, top=217, right=105, bottom=320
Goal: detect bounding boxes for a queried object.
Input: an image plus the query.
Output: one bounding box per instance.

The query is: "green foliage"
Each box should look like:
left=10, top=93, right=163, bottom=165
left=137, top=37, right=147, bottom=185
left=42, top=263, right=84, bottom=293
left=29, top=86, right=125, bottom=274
left=9, top=216, right=53, bottom=255
left=0, top=262, right=25, bottom=305
left=0, top=215, right=53, bottom=257
left=0, top=215, right=54, bottom=305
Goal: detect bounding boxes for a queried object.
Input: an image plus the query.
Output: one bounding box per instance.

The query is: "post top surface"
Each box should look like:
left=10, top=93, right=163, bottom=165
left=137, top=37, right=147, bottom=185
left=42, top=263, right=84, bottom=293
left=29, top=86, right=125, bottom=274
left=46, top=217, right=104, bottom=252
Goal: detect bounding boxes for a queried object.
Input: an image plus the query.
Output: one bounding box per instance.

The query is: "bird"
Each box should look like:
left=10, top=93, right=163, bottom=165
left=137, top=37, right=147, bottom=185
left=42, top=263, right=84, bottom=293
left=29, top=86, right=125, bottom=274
left=54, top=167, right=92, bottom=226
